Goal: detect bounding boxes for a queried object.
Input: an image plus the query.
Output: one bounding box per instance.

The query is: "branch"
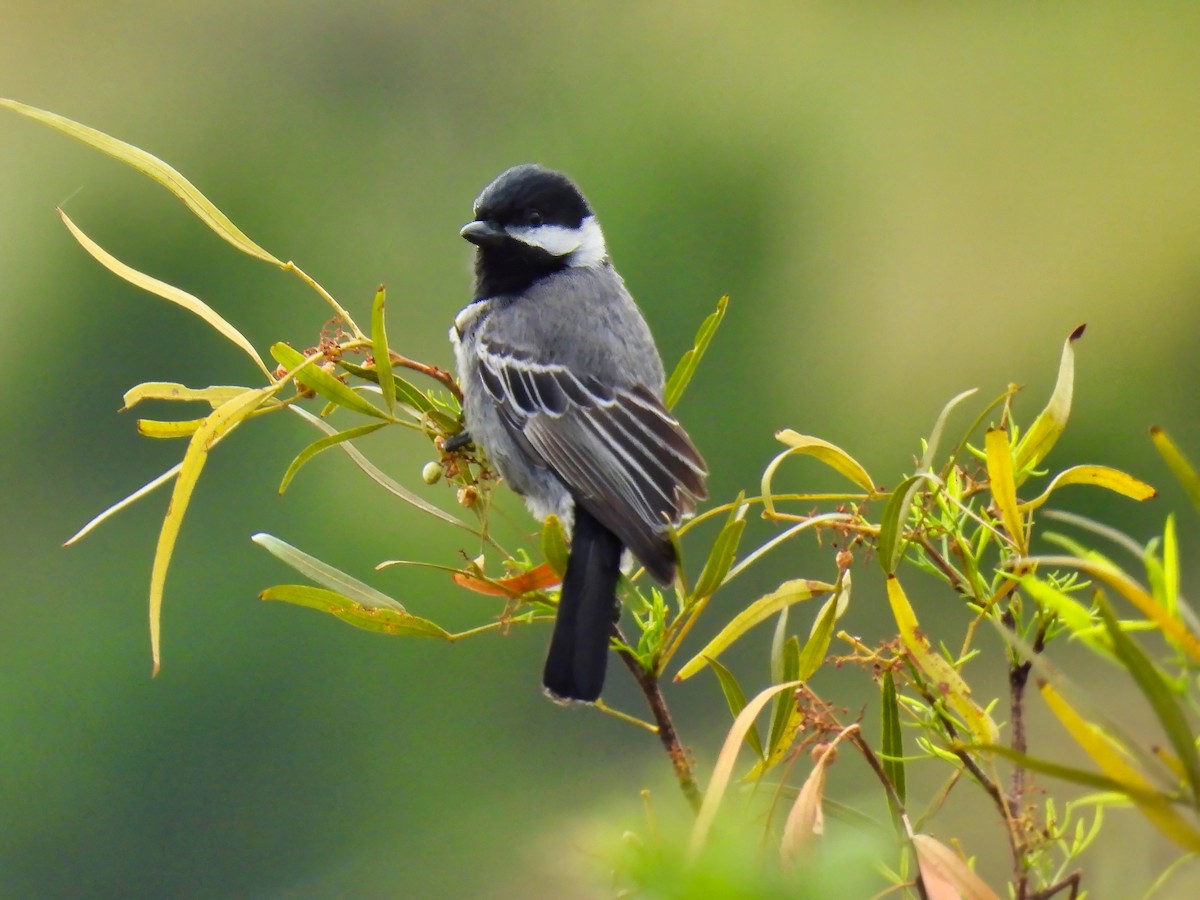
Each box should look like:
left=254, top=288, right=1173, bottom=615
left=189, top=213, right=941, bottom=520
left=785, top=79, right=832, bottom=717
left=614, top=626, right=702, bottom=813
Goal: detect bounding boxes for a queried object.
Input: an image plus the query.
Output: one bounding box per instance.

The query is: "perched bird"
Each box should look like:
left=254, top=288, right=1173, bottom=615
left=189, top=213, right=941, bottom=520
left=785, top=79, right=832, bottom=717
left=450, top=164, right=708, bottom=702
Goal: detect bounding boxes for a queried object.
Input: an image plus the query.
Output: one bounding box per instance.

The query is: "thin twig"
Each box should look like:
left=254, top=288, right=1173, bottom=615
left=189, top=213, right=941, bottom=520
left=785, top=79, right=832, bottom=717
left=1029, top=871, right=1081, bottom=900
left=614, top=626, right=702, bottom=813
left=388, top=350, right=463, bottom=401
left=849, top=730, right=930, bottom=900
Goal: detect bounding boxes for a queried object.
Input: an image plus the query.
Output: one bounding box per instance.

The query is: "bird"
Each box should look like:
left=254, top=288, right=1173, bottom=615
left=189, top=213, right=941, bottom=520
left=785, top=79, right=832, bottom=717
left=450, top=163, right=708, bottom=703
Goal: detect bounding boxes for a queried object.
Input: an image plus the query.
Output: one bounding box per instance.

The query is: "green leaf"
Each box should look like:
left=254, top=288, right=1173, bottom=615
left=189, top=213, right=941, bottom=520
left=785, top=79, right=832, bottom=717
left=706, top=656, right=764, bottom=759
left=251, top=532, right=406, bottom=612
left=122, top=382, right=255, bottom=410
left=881, top=672, right=906, bottom=808
left=767, top=636, right=801, bottom=761
left=1150, top=426, right=1200, bottom=515
left=664, top=294, right=727, bottom=410
left=278, top=422, right=387, bottom=494
left=920, top=388, right=979, bottom=473
left=60, top=211, right=275, bottom=380
left=270, top=342, right=389, bottom=420
left=691, top=495, right=747, bottom=599
left=337, top=362, right=438, bottom=416
left=1040, top=680, right=1200, bottom=852
left=878, top=473, right=938, bottom=576
left=370, top=285, right=396, bottom=415
left=1019, top=576, right=1104, bottom=650
left=674, top=578, right=834, bottom=680
left=968, top=742, right=1168, bottom=804
left=1, top=97, right=283, bottom=266
left=260, top=584, right=451, bottom=639
left=1014, top=323, right=1085, bottom=476
left=797, top=593, right=838, bottom=681
left=541, top=515, right=570, bottom=577
left=1094, top=593, right=1200, bottom=806
left=150, top=386, right=276, bottom=673
left=1161, top=515, right=1179, bottom=617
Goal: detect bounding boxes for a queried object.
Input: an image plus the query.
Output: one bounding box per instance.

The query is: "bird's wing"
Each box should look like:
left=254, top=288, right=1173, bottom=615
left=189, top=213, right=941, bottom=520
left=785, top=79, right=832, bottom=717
left=475, top=338, right=707, bottom=582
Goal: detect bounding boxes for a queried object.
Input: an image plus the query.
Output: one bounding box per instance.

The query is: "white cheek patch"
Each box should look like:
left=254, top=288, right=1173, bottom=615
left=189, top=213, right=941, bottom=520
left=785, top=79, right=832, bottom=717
left=507, top=216, right=608, bottom=268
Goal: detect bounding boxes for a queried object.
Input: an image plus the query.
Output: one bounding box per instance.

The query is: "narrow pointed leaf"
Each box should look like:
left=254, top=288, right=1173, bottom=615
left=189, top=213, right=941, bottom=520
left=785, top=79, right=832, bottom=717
left=539, top=514, right=570, bottom=577
left=967, top=743, right=1167, bottom=801
left=797, top=594, right=838, bottom=681
left=122, top=382, right=254, bottom=410
left=60, top=211, right=274, bottom=379
left=691, top=497, right=747, bottom=599
left=136, top=419, right=205, bottom=439
left=260, top=585, right=452, bottom=639
left=450, top=563, right=561, bottom=598
left=675, top=578, right=835, bottom=680
left=706, top=656, right=764, bottom=758
left=1040, top=680, right=1200, bottom=852
left=920, top=388, right=979, bottom=472
left=251, top=532, right=405, bottom=612
left=780, top=745, right=834, bottom=866
left=288, top=406, right=469, bottom=530
left=767, top=636, right=802, bottom=762
left=888, top=575, right=999, bottom=744
left=150, top=387, right=274, bottom=673
left=278, top=422, right=386, bottom=494
left=1162, top=515, right=1179, bottom=617
left=65, top=462, right=182, bottom=546
left=881, top=672, right=906, bottom=809
left=1018, top=576, right=1103, bottom=648
left=985, top=427, right=1026, bottom=553
left=687, top=680, right=803, bottom=863
left=1028, top=556, right=1200, bottom=663
left=1, top=98, right=282, bottom=266
left=878, top=473, right=938, bottom=575
left=370, top=285, right=396, bottom=415
left=1150, top=426, right=1200, bottom=514
left=763, top=432, right=875, bottom=513
left=338, top=361, right=439, bottom=416
left=1019, top=465, right=1157, bottom=512
left=1094, top=594, right=1200, bottom=805
left=1014, top=323, right=1085, bottom=475
left=271, top=343, right=388, bottom=420
left=664, top=295, right=727, bottom=410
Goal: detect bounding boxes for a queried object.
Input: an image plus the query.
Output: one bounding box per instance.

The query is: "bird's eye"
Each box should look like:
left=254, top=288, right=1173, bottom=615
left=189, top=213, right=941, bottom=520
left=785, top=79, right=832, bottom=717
left=527, top=210, right=543, bottom=227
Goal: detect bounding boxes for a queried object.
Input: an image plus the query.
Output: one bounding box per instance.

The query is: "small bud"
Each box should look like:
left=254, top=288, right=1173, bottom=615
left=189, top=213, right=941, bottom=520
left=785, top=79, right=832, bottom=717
left=457, top=486, right=479, bottom=508
left=421, top=462, right=442, bottom=485
left=836, top=548, right=854, bottom=571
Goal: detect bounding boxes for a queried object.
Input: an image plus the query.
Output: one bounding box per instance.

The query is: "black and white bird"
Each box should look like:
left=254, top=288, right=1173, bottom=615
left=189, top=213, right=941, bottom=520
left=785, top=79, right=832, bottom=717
left=450, top=164, right=708, bottom=702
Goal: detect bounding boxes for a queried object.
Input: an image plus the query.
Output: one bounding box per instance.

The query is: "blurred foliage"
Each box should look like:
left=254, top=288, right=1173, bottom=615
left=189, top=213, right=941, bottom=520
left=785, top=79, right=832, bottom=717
left=5, top=3, right=1200, bottom=897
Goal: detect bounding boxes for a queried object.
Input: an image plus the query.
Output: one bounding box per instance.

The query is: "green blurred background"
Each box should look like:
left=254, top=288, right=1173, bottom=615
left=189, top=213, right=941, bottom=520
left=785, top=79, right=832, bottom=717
left=4, top=2, right=1200, bottom=897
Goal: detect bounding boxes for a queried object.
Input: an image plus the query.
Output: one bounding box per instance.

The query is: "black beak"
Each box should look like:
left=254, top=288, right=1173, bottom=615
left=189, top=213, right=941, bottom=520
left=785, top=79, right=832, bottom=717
left=460, top=220, right=506, bottom=247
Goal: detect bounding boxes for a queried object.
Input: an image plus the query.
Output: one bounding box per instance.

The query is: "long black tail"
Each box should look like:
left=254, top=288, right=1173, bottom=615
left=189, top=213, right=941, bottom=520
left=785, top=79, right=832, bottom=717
left=542, top=505, right=623, bottom=702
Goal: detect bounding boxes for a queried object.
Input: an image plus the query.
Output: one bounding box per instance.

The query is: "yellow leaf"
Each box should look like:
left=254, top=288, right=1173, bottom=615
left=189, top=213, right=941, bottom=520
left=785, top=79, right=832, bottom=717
left=149, top=386, right=275, bottom=674
left=762, top=431, right=875, bottom=516
left=59, top=211, right=274, bottom=380
left=888, top=576, right=999, bottom=744
left=0, top=98, right=282, bottom=266
left=687, top=680, right=802, bottom=864
left=1019, top=465, right=1156, bottom=512
left=985, top=427, right=1026, bottom=554
left=1014, top=324, right=1084, bottom=475
left=674, top=579, right=835, bottom=680
left=1040, top=681, right=1200, bottom=853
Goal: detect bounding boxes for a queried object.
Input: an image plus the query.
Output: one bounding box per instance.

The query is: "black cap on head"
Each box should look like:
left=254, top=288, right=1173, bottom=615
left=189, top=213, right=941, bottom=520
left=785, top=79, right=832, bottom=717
left=472, top=164, right=592, bottom=230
